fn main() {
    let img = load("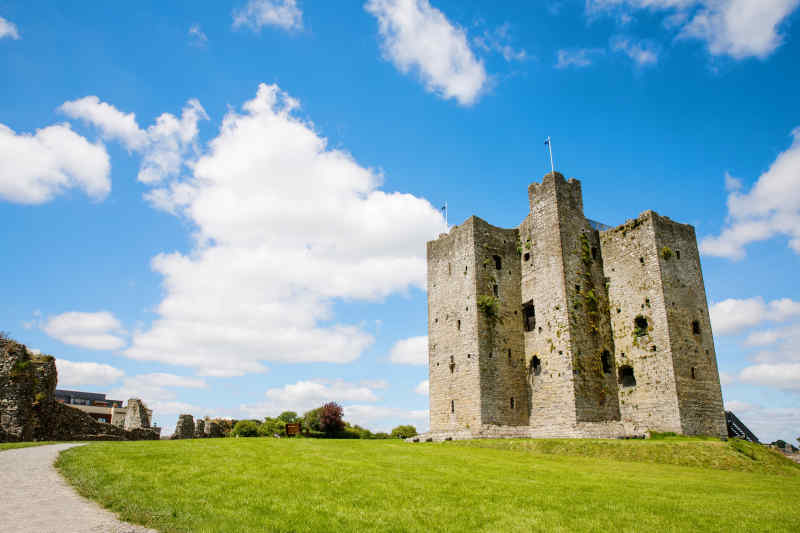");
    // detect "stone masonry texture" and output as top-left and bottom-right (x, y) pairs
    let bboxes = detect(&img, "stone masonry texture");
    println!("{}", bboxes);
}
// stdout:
(172, 414), (195, 439)
(422, 172), (726, 441)
(0, 335), (160, 442)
